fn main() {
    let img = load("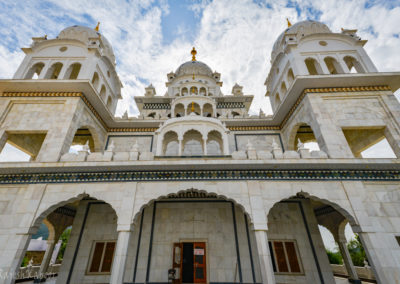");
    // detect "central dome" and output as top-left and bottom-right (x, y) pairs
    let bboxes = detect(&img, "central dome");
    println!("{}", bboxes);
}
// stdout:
(175, 60), (213, 77)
